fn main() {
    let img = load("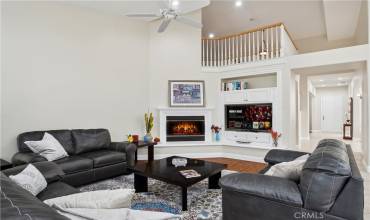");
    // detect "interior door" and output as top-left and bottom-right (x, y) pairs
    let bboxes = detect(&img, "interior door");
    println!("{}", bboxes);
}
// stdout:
(320, 95), (344, 132)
